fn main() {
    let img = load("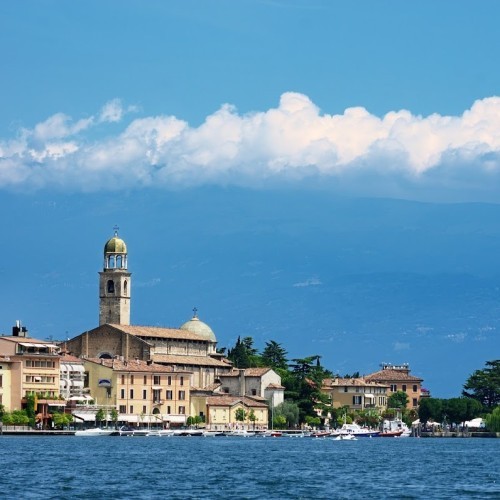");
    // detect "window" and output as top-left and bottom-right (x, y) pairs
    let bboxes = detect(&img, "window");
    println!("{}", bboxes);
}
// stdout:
(144, 375), (147, 385)
(143, 406), (147, 414)
(390, 384), (397, 392)
(120, 389), (125, 398)
(167, 406), (171, 414)
(179, 390), (185, 400)
(130, 375), (134, 384)
(143, 389), (147, 400)
(180, 376), (184, 386)
(119, 405), (126, 413)
(124, 280), (128, 294)
(166, 390), (173, 400)
(167, 376), (172, 385)
(121, 375), (125, 385)
(0, 375), (2, 387)
(129, 405), (133, 414)
(402, 384), (407, 392)
(412, 398), (418, 407)
(179, 406), (185, 415)
(344, 387), (348, 393)
(130, 389), (134, 399)
(251, 389), (257, 396)
(352, 395), (362, 405)
(413, 385), (418, 392)
(153, 375), (160, 385)
(107, 280), (115, 294)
